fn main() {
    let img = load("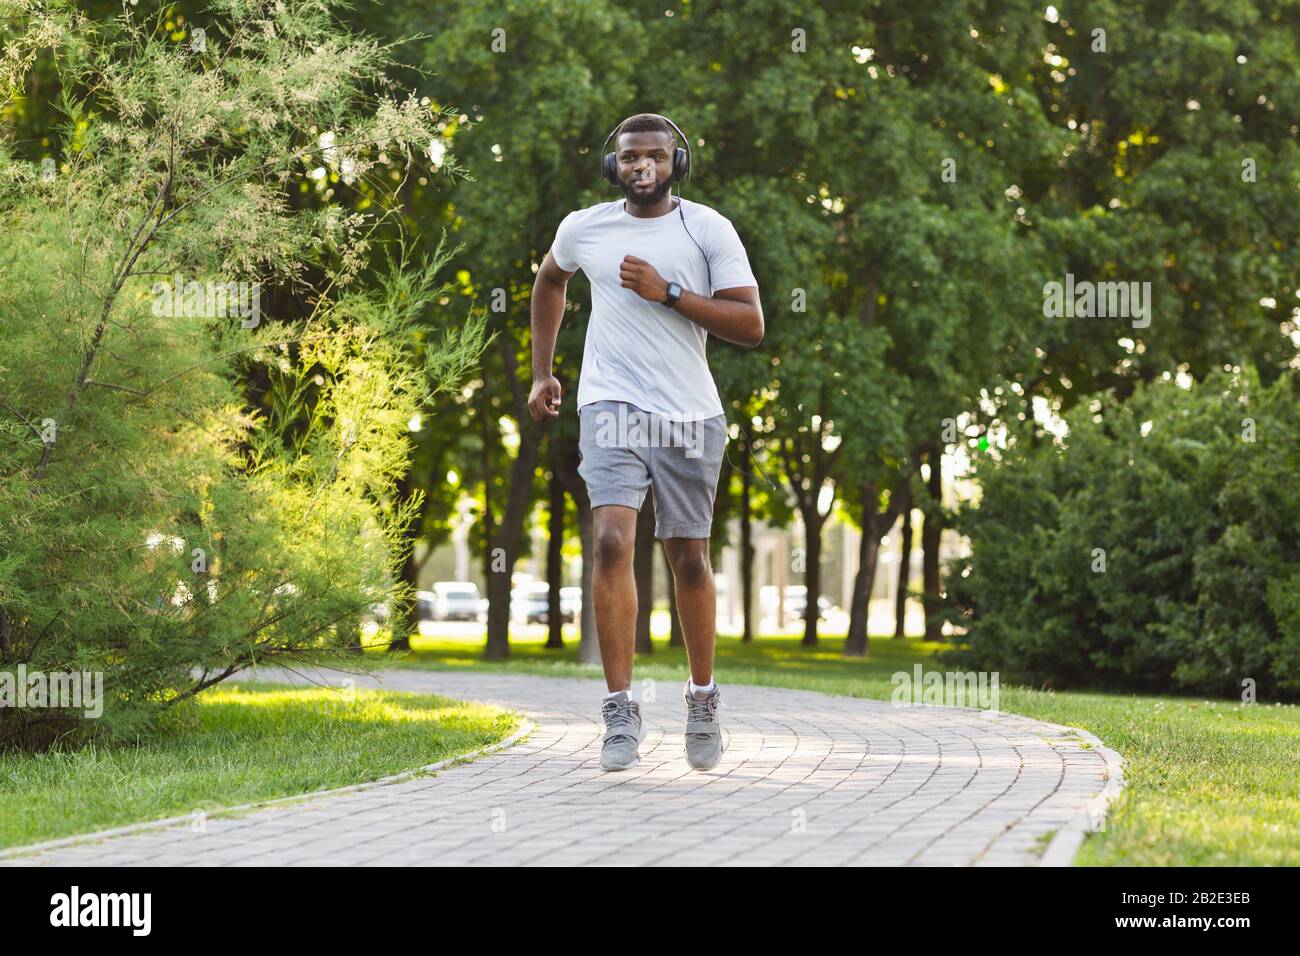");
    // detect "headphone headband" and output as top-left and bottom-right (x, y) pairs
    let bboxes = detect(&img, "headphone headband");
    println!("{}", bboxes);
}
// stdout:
(601, 113), (692, 186)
